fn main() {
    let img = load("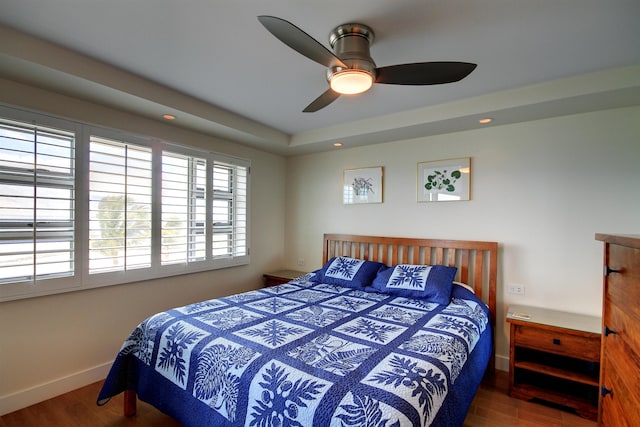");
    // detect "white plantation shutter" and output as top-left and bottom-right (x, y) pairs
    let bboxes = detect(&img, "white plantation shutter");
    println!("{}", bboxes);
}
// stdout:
(0, 117), (75, 285)
(212, 157), (248, 259)
(161, 151), (207, 265)
(88, 136), (152, 273)
(0, 105), (250, 301)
